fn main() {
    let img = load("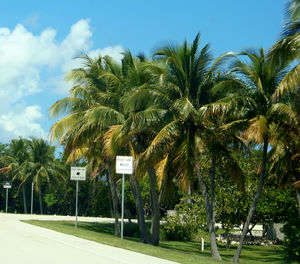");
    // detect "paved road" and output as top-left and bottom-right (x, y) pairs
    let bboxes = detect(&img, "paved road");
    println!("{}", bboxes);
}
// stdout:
(0, 213), (178, 264)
